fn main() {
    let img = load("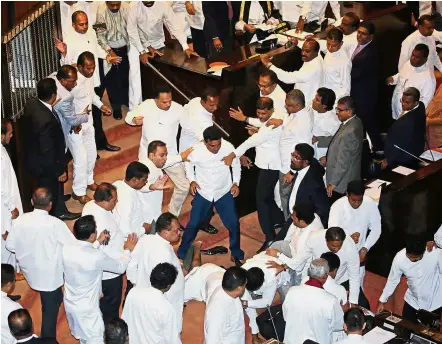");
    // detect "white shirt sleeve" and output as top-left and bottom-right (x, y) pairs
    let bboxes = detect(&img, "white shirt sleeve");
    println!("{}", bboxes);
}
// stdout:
(363, 202), (382, 251)
(97, 250), (131, 275)
(270, 64), (312, 84)
(242, 291), (259, 334)
(204, 303), (227, 344)
(338, 59), (352, 99)
(284, 224), (296, 242)
(127, 3), (145, 53)
(116, 196), (136, 238)
(346, 241), (361, 305)
(398, 39), (412, 72)
(234, 127), (273, 157)
(125, 239), (143, 284)
(163, 5), (189, 50)
(420, 75), (437, 108)
(329, 2), (341, 21)
(331, 298), (345, 331)
(56, 222), (77, 245)
(279, 234), (314, 273)
(125, 101), (148, 126)
(379, 254), (403, 303)
(231, 153), (242, 186)
(390, 72), (399, 85)
(184, 158), (196, 183)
